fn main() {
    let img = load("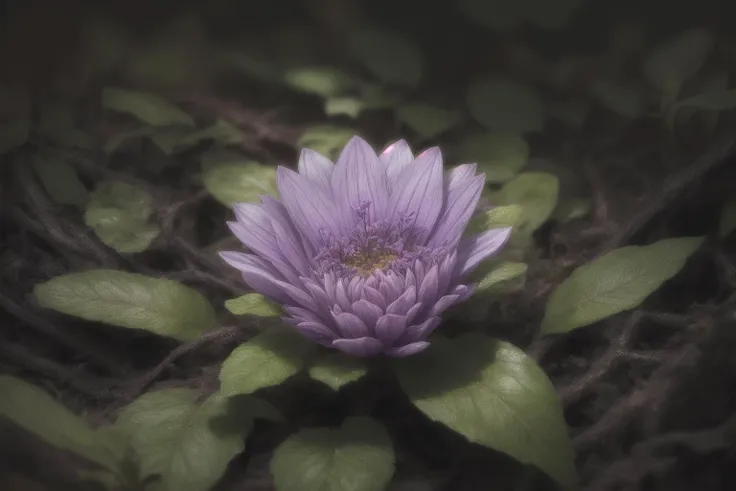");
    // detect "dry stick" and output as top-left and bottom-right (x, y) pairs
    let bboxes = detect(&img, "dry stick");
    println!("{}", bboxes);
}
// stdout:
(0, 342), (111, 399)
(574, 342), (701, 449)
(603, 134), (736, 252)
(560, 311), (642, 406)
(116, 325), (242, 408)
